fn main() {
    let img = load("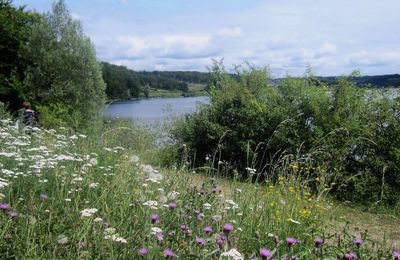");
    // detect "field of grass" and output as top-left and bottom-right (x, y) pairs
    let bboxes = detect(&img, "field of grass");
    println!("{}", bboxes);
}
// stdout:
(0, 118), (399, 259)
(141, 84), (207, 99)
